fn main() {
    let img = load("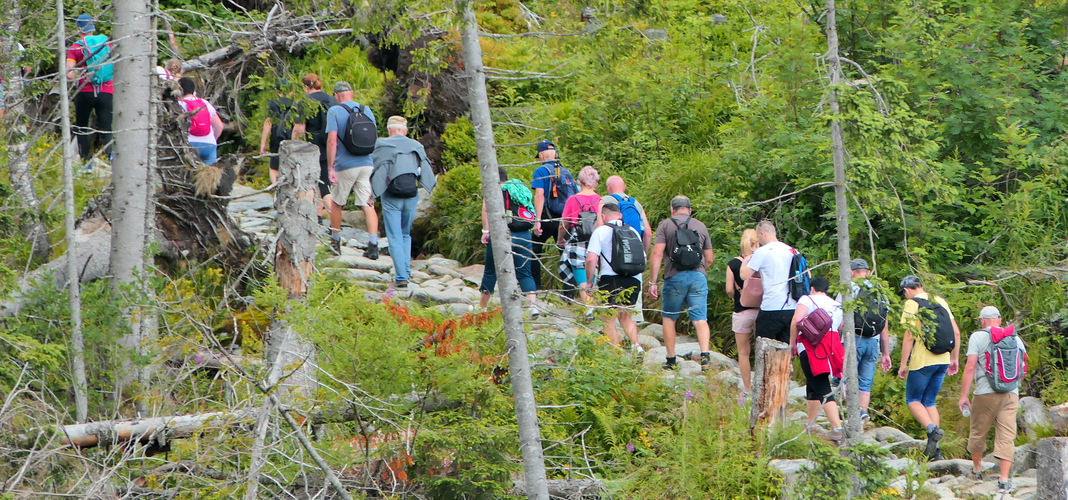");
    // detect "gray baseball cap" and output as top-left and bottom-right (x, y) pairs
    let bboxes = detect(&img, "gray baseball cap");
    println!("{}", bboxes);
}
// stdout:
(850, 258), (869, 271)
(333, 81), (352, 93)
